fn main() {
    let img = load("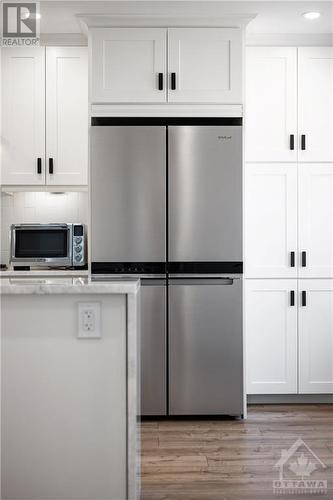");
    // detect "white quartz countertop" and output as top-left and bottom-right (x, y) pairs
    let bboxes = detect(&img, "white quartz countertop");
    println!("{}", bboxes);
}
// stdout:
(0, 277), (140, 295)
